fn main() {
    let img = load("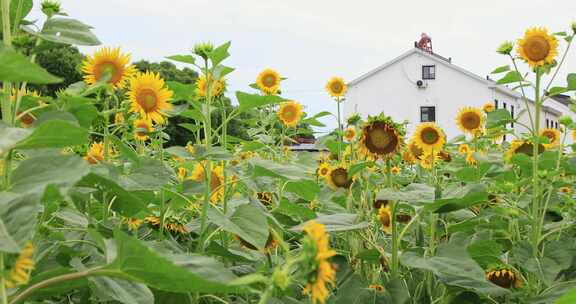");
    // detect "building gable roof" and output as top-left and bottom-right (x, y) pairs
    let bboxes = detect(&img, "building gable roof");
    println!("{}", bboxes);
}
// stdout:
(349, 48), (521, 99)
